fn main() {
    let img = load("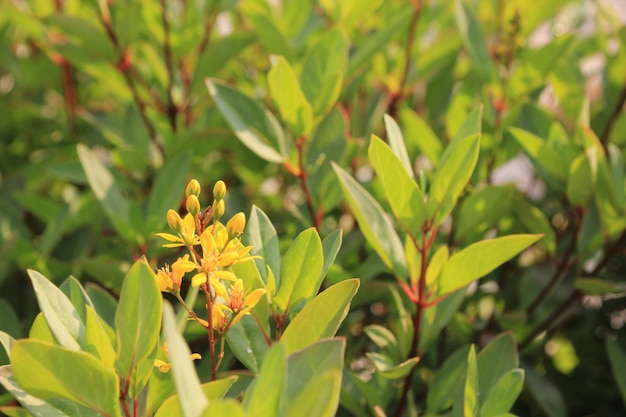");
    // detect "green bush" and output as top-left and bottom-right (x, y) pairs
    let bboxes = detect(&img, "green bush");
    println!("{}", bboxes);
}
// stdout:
(1, 0), (626, 416)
